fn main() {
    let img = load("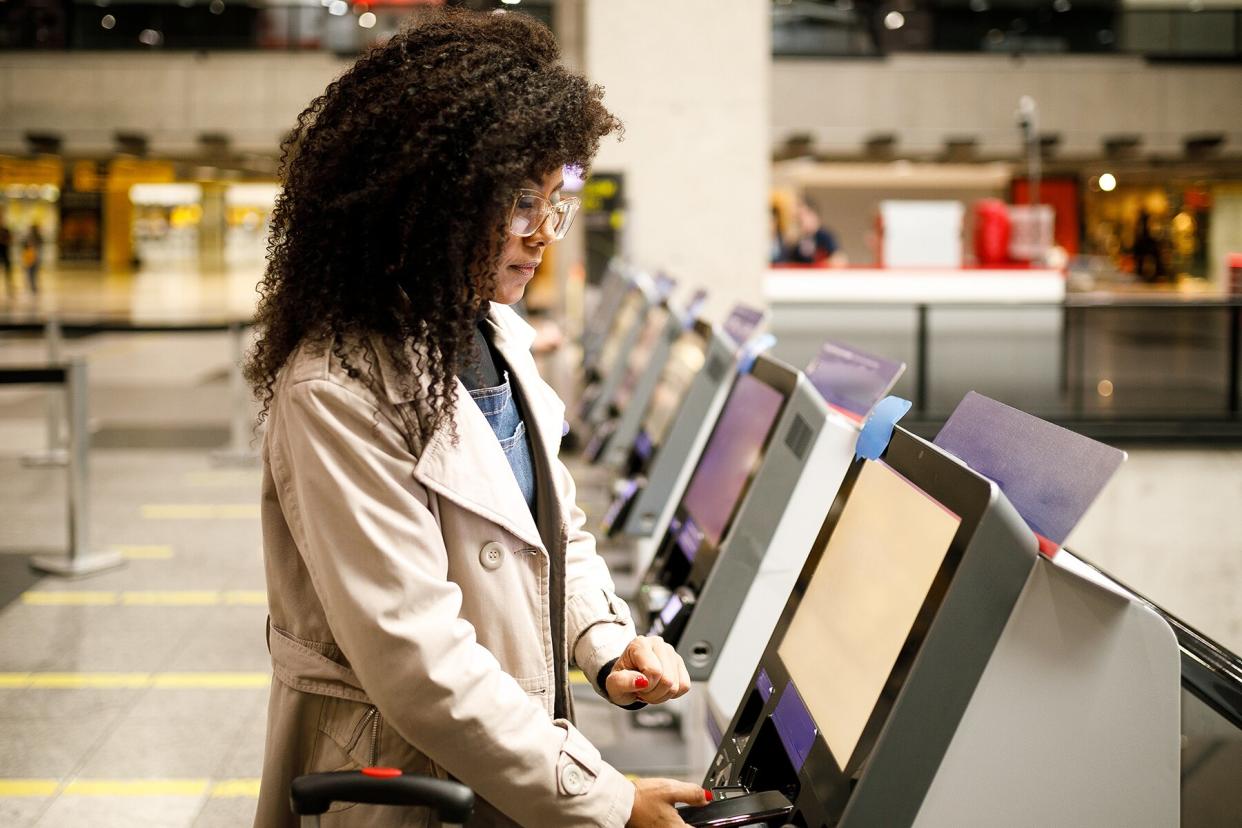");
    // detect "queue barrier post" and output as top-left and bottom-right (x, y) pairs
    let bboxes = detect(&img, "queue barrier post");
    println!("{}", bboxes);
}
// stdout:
(27, 358), (125, 578)
(21, 316), (69, 468)
(210, 321), (259, 466)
